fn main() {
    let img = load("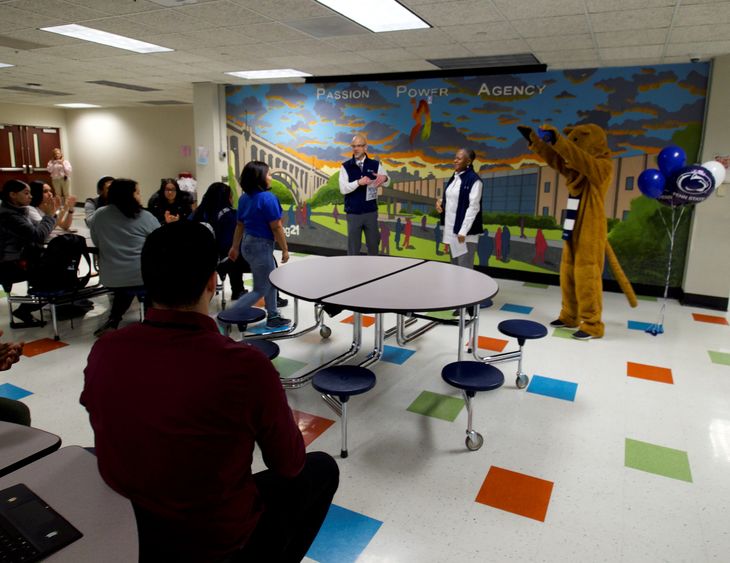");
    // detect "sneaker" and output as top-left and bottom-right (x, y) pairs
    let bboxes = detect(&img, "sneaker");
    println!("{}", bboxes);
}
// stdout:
(277, 296), (289, 308)
(550, 319), (577, 328)
(571, 330), (596, 340)
(94, 318), (119, 338)
(265, 314), (291, 329)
